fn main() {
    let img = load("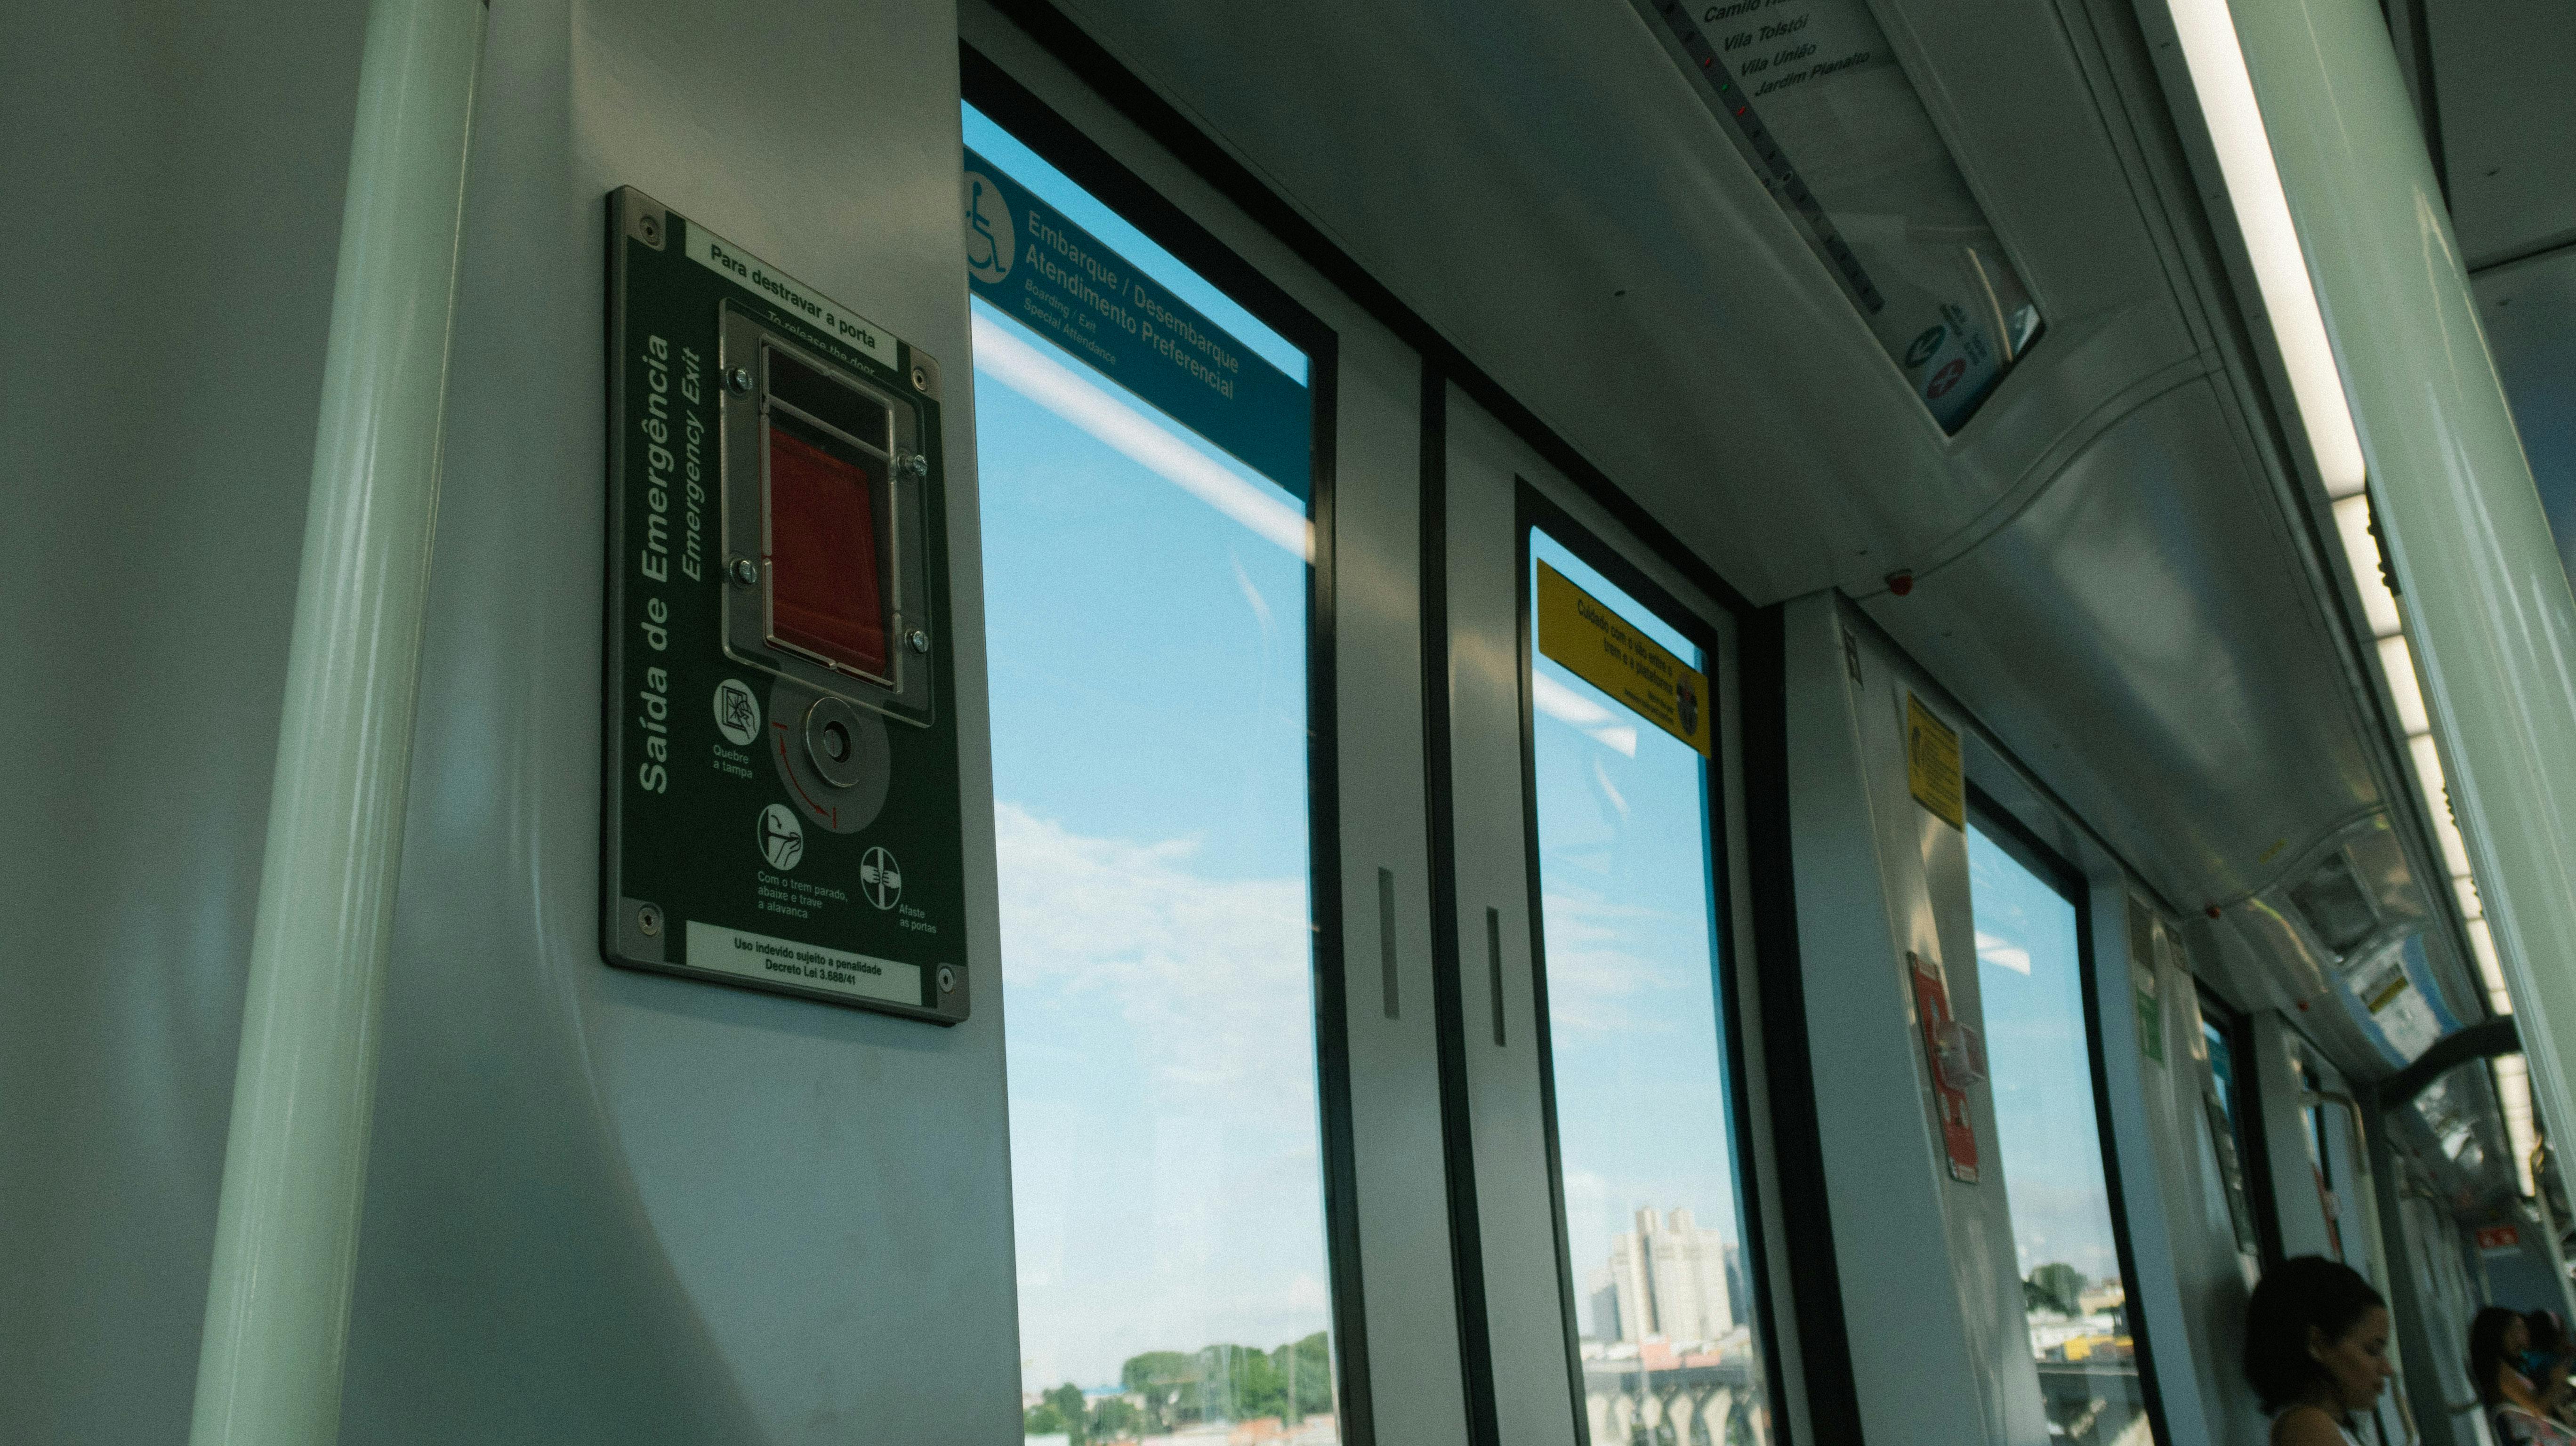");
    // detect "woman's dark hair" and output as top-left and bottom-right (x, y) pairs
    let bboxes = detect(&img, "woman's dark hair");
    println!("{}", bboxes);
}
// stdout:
(2472, 1305), (2525, 1406)
(2243, 1256), (2387, 1412)
(2527, 1309), (2570, 1358)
